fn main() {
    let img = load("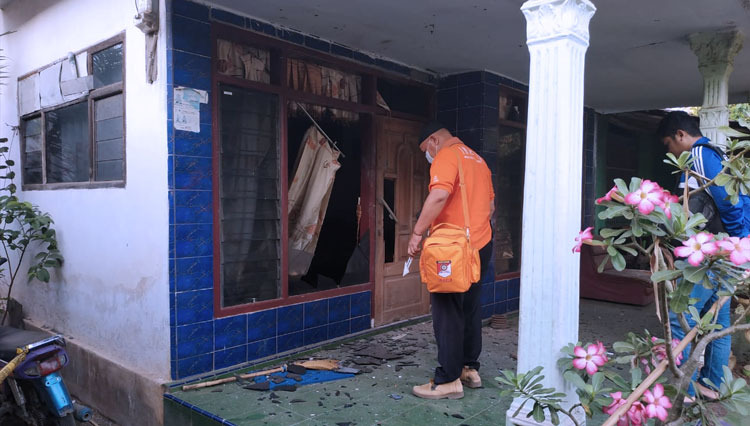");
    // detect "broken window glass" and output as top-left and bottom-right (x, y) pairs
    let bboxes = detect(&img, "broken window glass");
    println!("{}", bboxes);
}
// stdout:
(93, 43), (123, 88)
(45, 102), (90, 183)
(94, 94), (124, 181)
(216, 39), (271, 83)
(22, 117), (43, 184)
